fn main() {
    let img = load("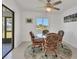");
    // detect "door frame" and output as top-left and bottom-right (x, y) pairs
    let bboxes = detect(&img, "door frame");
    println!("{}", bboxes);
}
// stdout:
(2, 4), (14, 59)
